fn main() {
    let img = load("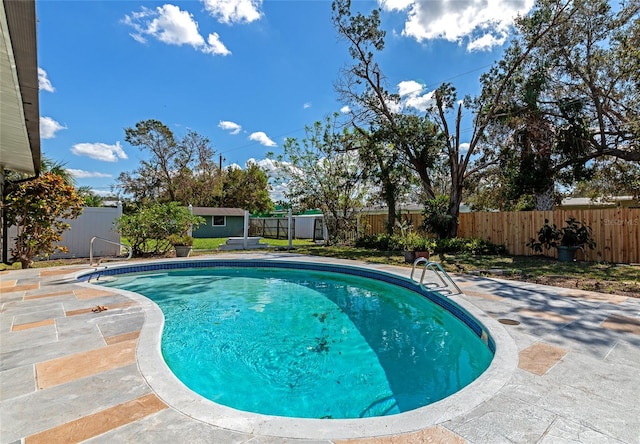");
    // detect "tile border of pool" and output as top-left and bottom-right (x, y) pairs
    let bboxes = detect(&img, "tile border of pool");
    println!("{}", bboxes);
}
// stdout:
(76, 254), (518, 440)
